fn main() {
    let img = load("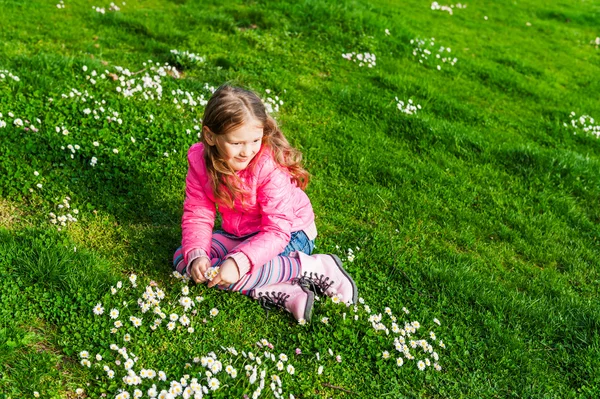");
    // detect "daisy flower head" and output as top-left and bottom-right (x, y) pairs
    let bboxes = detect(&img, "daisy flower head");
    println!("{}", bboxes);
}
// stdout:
(93, 303), (104, 315)
(279, 353), (288, 362)
(402, 307), (409, 314)
(208, 378), (220, 391)
(167, 322), (176, 331)
(210, 308), (219, 317)
(382, 351), (390, 359)
(170, 313), (178, 321)
(298, 318), (307, 325)
(433, 317), (441, 326)
(396, 357), (404, 367)
(210, 361), (222, 373)
(276, 361), (284, 371)
(110, 308), (120, 319)
(181, 286), (189, 295)
(124, 334), (131, 342)
(118, 347), (128, 358)
(81, 359), (91, 367)
(286, 364), (295, 375)
(430, 331), (437, 340)
(179, 296), (193, 310)
(331, 294), (342, 304)
(321, 317), (329, 324)
(434, 363), (442, 371)
(172, 270), (183, 279)
(417, 360), (426, 371)
(115, 320), (123, 328)
(130, 316), (142, 327)
(204, 267), (220, 281)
